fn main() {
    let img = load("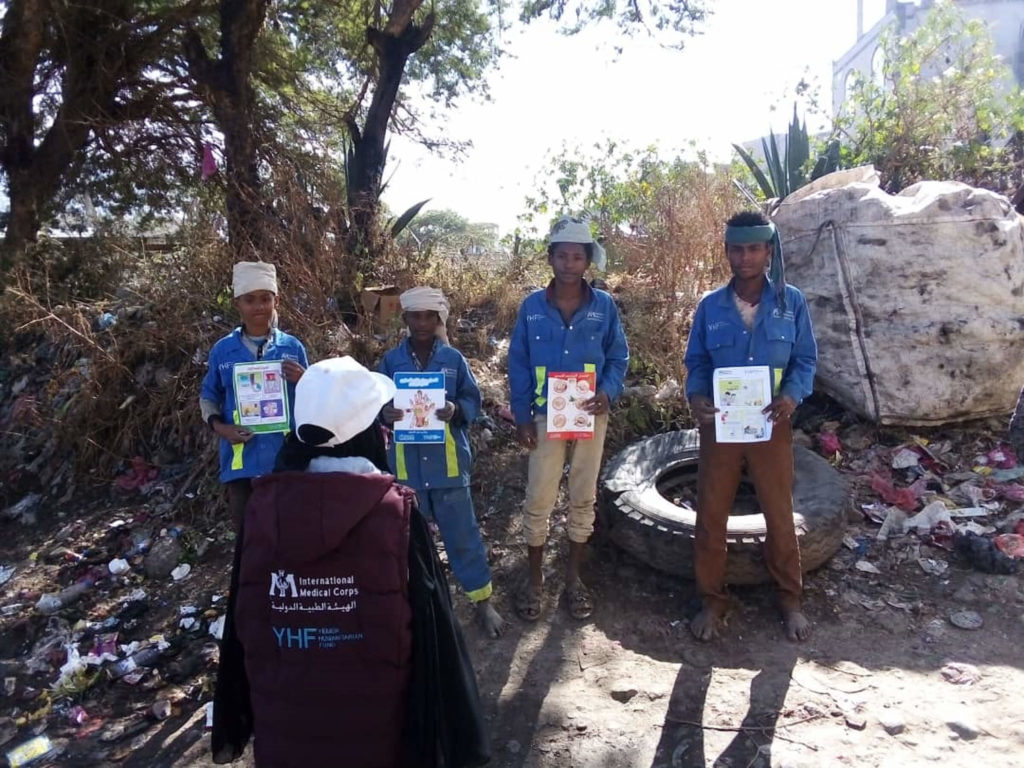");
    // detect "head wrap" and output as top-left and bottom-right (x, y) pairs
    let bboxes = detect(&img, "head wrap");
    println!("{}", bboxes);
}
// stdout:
(294, 356), (396, 447)
(400, 286), (450, 343)
(232, 261), (278, 298)
(548, 216), (607, 272)
(724, 221), (786, 311)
